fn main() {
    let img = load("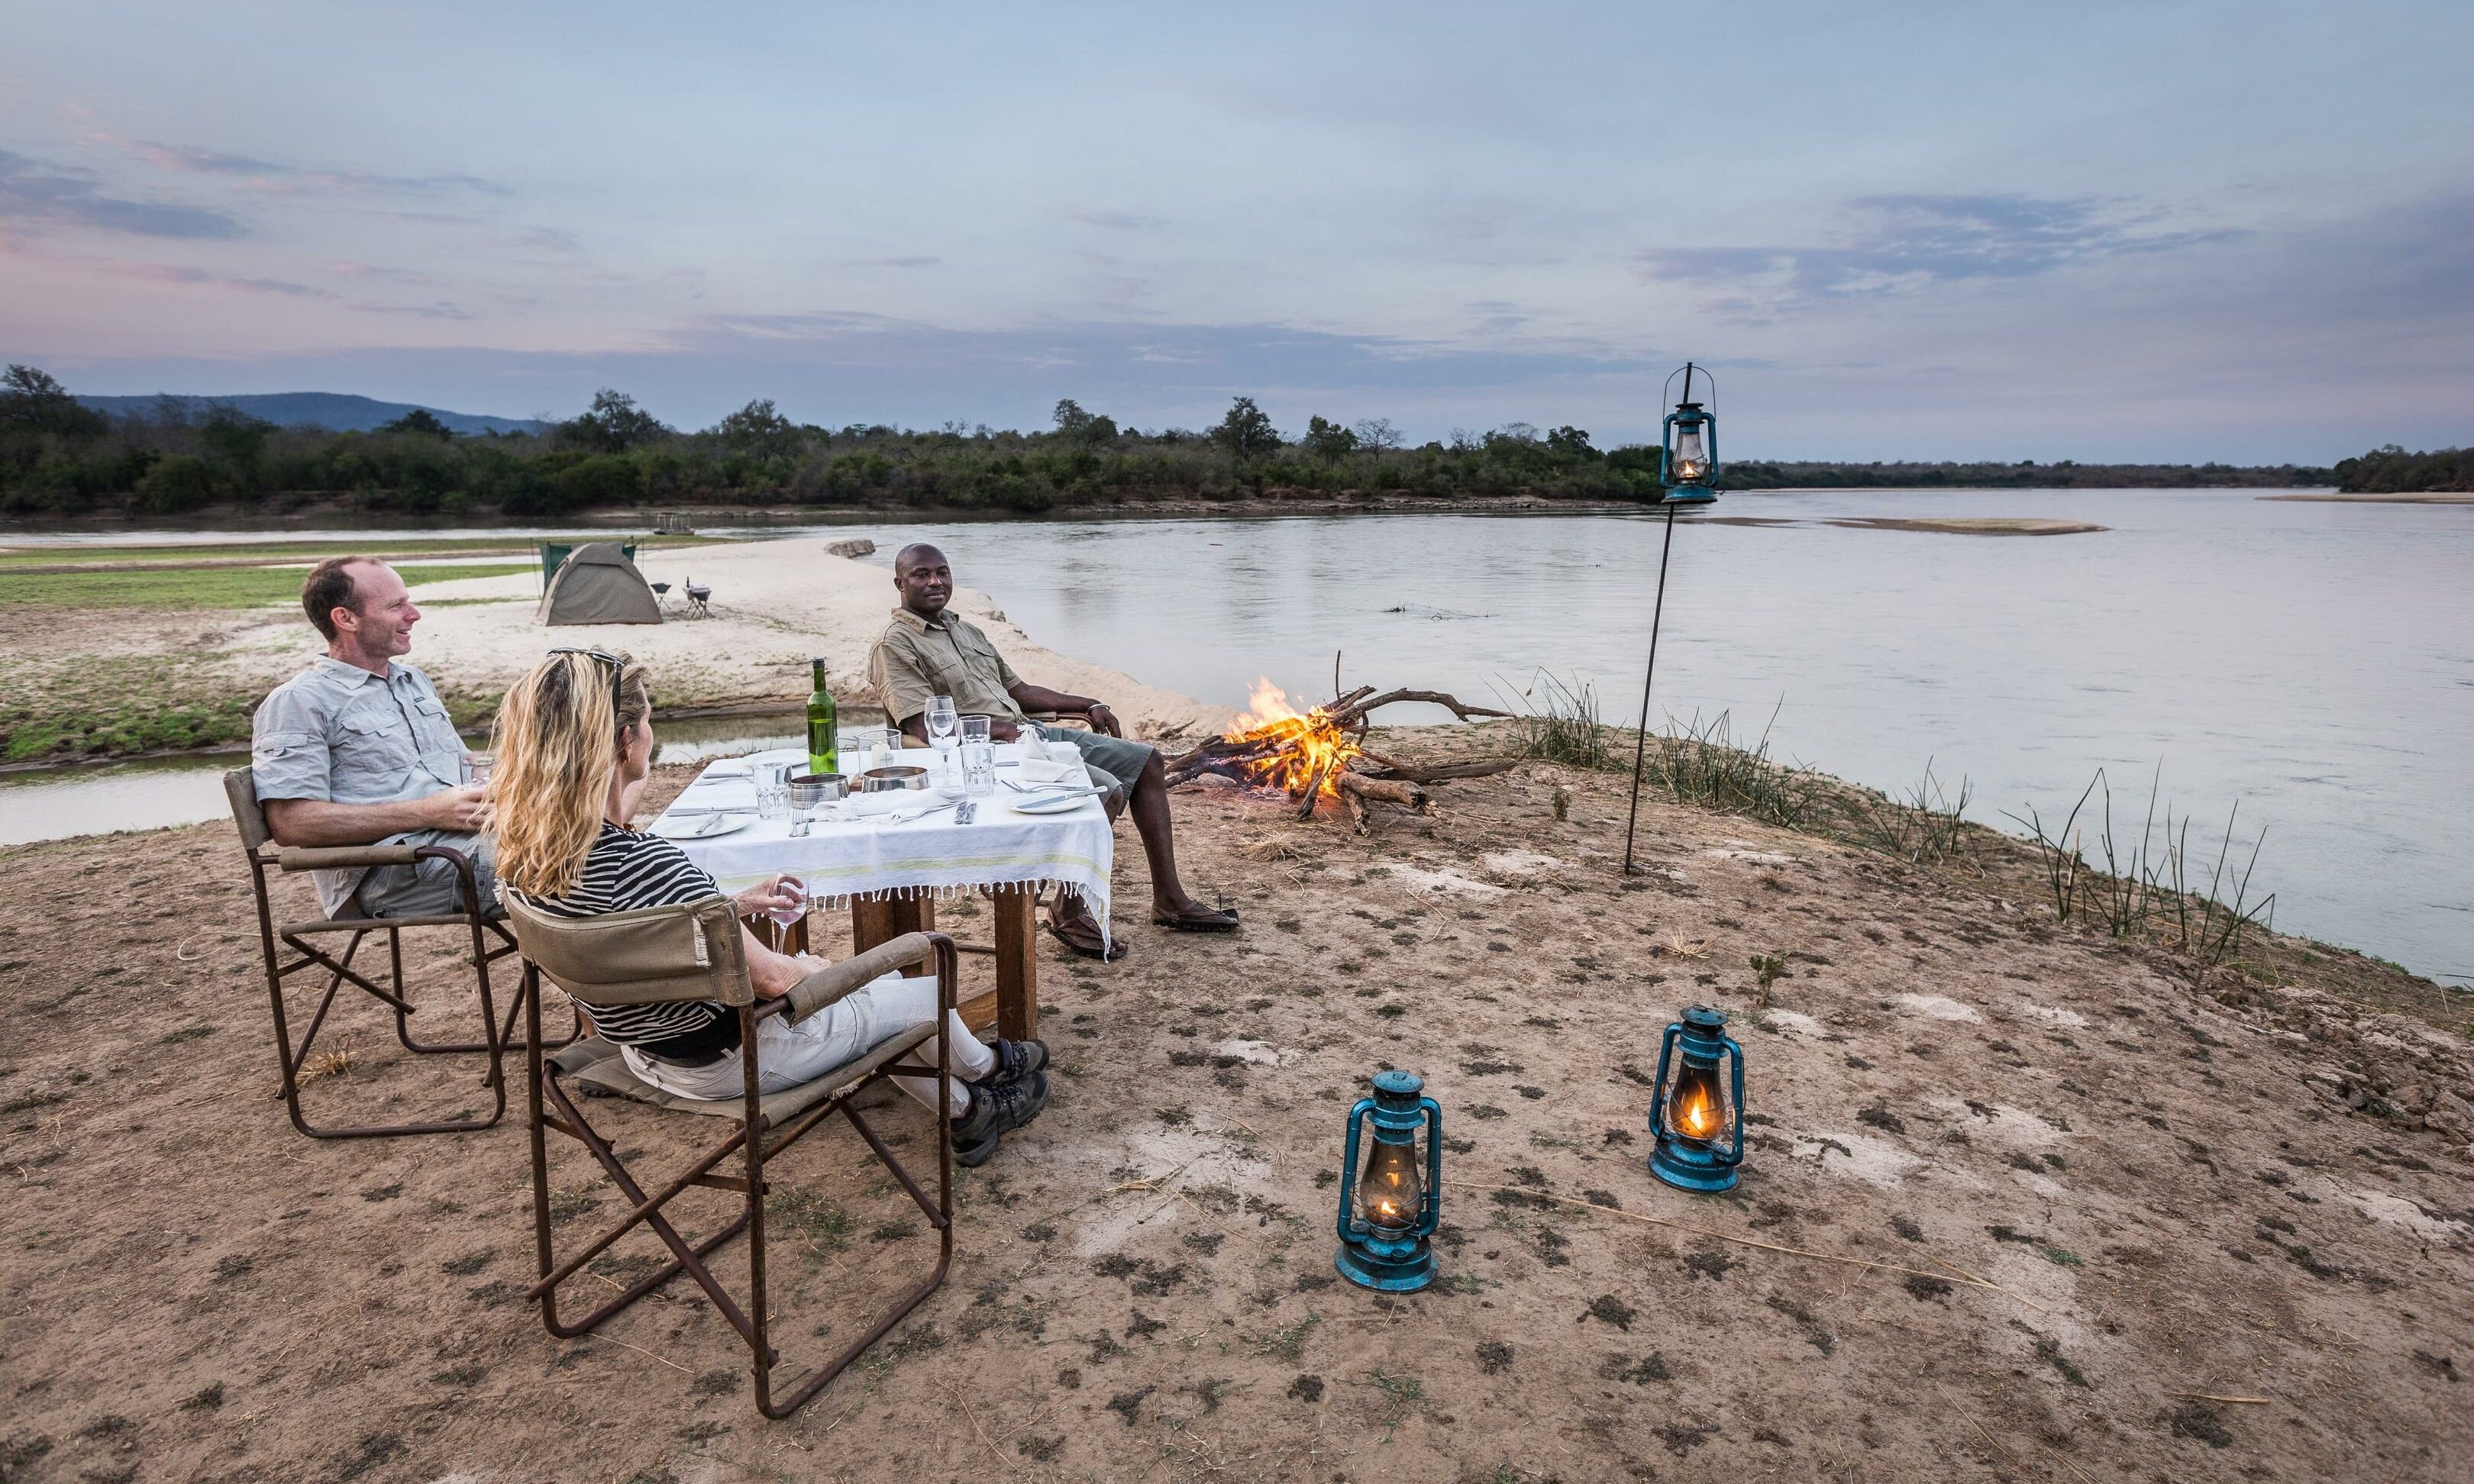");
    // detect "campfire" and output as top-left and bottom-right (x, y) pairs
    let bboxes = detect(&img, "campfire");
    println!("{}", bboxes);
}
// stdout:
(1166, 679), (1517, 831)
